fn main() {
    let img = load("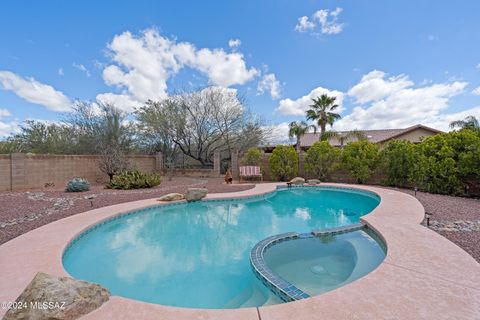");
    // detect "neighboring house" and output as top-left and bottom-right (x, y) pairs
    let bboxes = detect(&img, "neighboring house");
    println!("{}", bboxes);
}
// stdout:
(298, 124), (442, 150)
